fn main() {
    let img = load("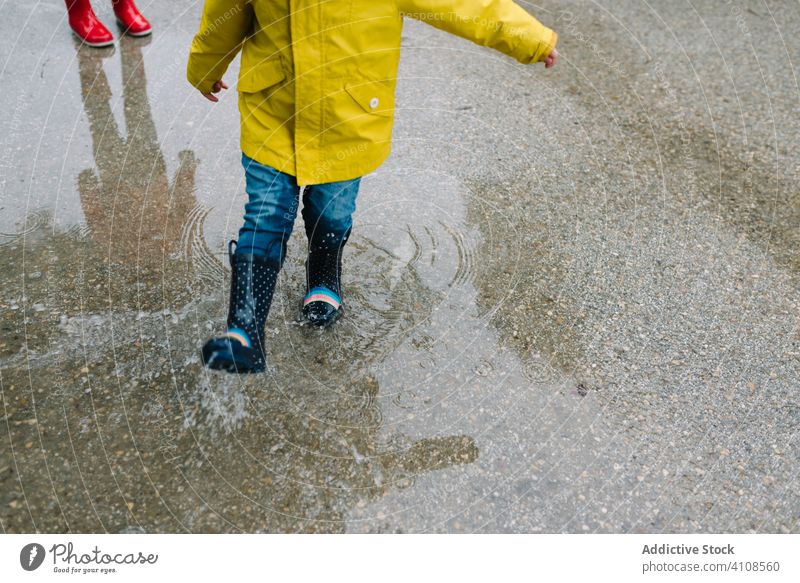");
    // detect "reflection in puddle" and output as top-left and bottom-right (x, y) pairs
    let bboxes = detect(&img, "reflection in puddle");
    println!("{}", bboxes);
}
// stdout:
(74, 36), (211, 311)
